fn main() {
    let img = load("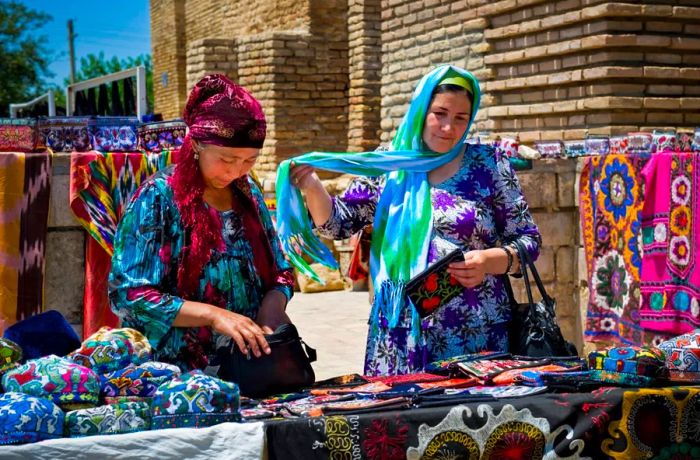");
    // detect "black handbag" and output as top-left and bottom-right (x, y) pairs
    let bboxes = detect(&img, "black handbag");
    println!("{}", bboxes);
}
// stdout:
(217, 323), (317, 398)
(505, 242), (578, 358)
